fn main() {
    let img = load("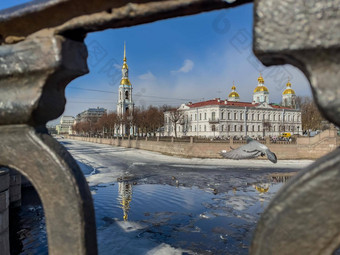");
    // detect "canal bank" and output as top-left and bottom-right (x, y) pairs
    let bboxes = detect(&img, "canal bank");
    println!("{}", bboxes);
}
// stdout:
(66, 128), (339, 160)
